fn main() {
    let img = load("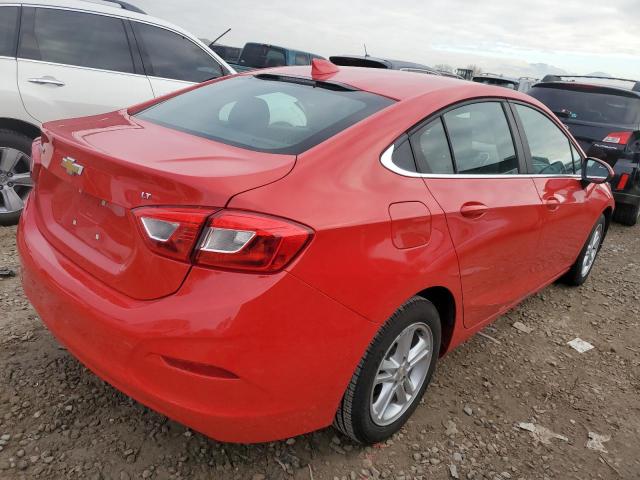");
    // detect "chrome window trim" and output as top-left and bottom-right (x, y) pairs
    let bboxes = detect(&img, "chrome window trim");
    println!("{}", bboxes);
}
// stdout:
(0, 55), (18, 60)
(16, 57), (149, 78)
(380, 144), (582, 180)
